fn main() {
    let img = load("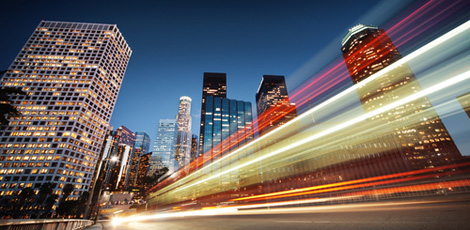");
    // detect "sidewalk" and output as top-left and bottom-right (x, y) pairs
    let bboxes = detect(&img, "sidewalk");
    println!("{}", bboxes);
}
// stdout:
(84, 222), (102, 230)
